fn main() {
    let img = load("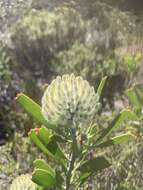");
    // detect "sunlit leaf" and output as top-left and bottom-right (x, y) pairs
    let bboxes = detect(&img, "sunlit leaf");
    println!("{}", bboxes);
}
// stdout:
(96, 133), (136, 148)
(95, 109), (138, 144)
(97, 76), (107, 98)
(37, 127), (51, 146)
(47, 139), (67, 160)
(32, 169), (56, 188)
(29, 129), (67, 165)
(16, 93), (56, 129)
(126, 88), (141, 112)
(34, 160), (64, 188)
(29, 129), (55, 159)
(77, 156), (110, 187)
(34, 159), (55, 177)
